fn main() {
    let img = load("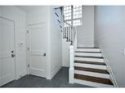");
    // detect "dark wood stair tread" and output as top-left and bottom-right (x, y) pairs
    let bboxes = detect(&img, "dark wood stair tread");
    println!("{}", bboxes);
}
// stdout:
(75, 61), (106, 65)
(74, 74), (113, 85)
(74, 67), (109, 74)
